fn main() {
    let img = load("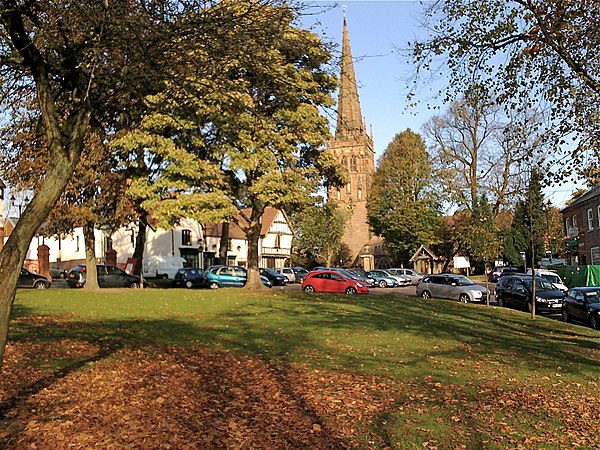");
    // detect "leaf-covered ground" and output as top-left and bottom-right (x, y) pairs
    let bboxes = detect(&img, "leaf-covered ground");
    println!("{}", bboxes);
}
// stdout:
(0, 308), (598, 449)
